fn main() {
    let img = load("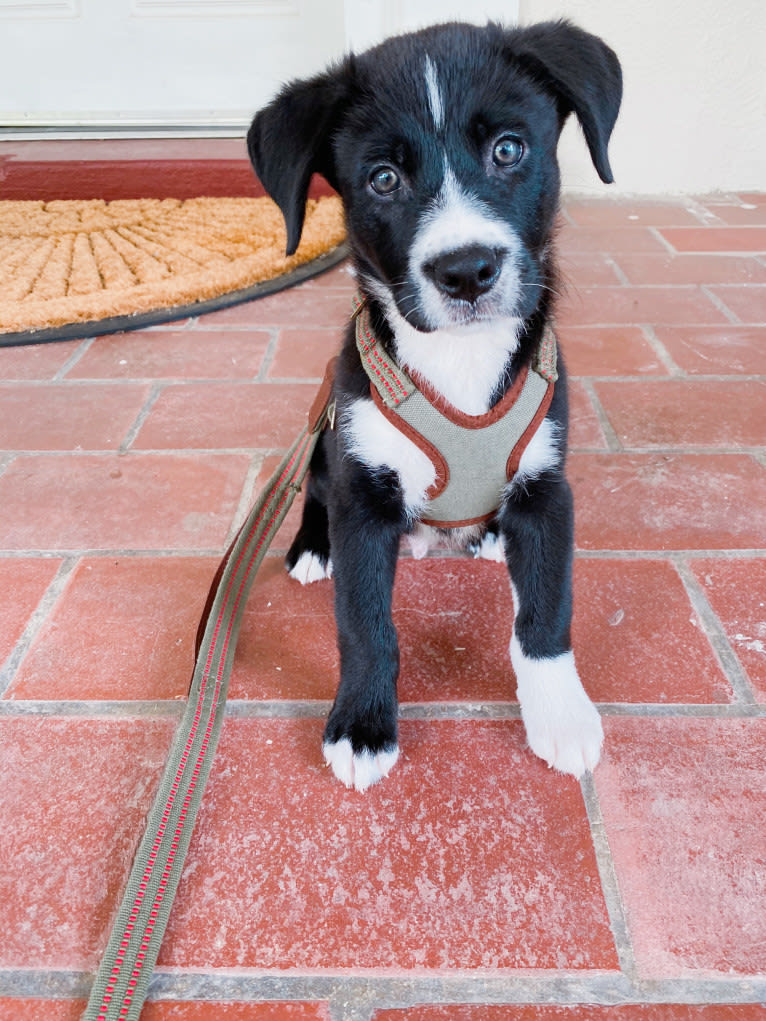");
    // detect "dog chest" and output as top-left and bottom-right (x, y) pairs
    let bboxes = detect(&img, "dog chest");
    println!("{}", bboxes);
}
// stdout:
(341, 304), (558, 526)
